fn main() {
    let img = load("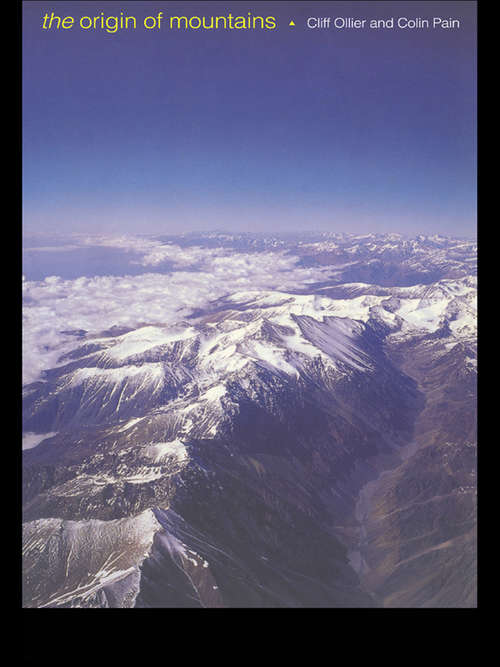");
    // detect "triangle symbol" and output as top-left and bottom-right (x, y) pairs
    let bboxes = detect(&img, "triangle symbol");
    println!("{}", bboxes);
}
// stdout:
(289, 20), (295, 26)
